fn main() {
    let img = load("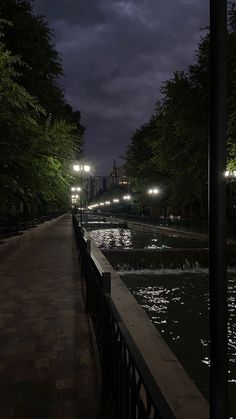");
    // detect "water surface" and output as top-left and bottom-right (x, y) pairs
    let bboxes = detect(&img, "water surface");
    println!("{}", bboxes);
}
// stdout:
(89, 227), (207, 250)
(89, 226), (235, 416)
(121, 270), (236, 417)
